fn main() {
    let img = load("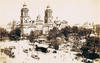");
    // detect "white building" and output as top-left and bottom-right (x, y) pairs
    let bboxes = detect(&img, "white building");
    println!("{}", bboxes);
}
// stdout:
(15, 4), (68, 35)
